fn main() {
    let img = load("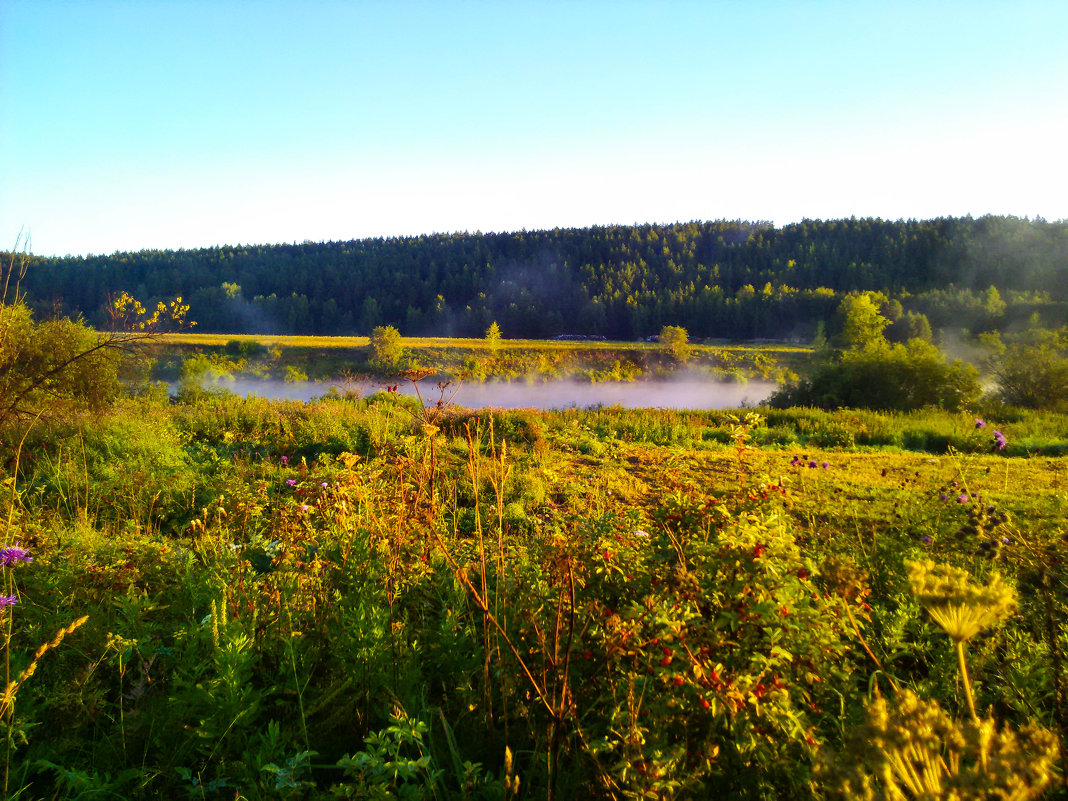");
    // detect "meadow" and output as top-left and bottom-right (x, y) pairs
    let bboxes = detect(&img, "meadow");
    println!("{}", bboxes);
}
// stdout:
(2, 382), (1066, 799)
